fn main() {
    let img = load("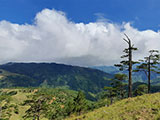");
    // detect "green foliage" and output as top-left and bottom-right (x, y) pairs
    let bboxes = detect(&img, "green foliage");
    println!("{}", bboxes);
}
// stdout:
(134, 50), (160, 76)
(104, 74), (127, 104)
(14, 105), (19, 114)
(104, 86), (117, 105)
(23, 96), (48, 120)
(22, 88), (76, 120)
(113, 74), (127, 98)
(133, 84), (148, 96)
(0, 98), (13, 120)
(134, 50), (160, 93)
(17, 88), (95, 120)
(6, 91), (17, 96)
(72, 91), (87, 115)
(0, 88), (80, 120)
